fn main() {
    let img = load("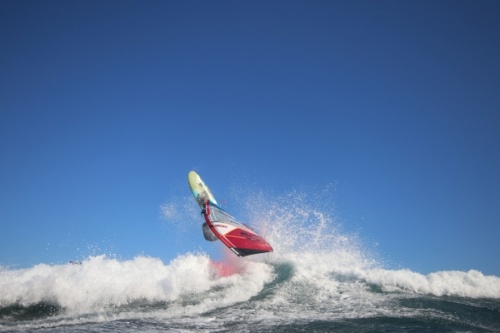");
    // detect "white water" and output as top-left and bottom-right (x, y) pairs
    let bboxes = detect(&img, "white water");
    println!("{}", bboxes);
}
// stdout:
(1, 189), (500, 329)
(1, 253), (499, 328)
